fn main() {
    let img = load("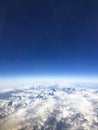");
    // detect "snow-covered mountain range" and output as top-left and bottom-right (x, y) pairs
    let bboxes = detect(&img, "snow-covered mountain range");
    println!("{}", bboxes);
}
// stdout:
(0, 83), (98, 130)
